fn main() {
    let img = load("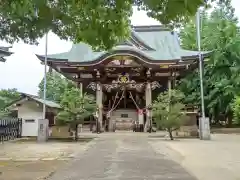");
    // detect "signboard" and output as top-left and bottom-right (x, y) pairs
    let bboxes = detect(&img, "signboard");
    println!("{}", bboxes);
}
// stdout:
(37, 119), (49, 142)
